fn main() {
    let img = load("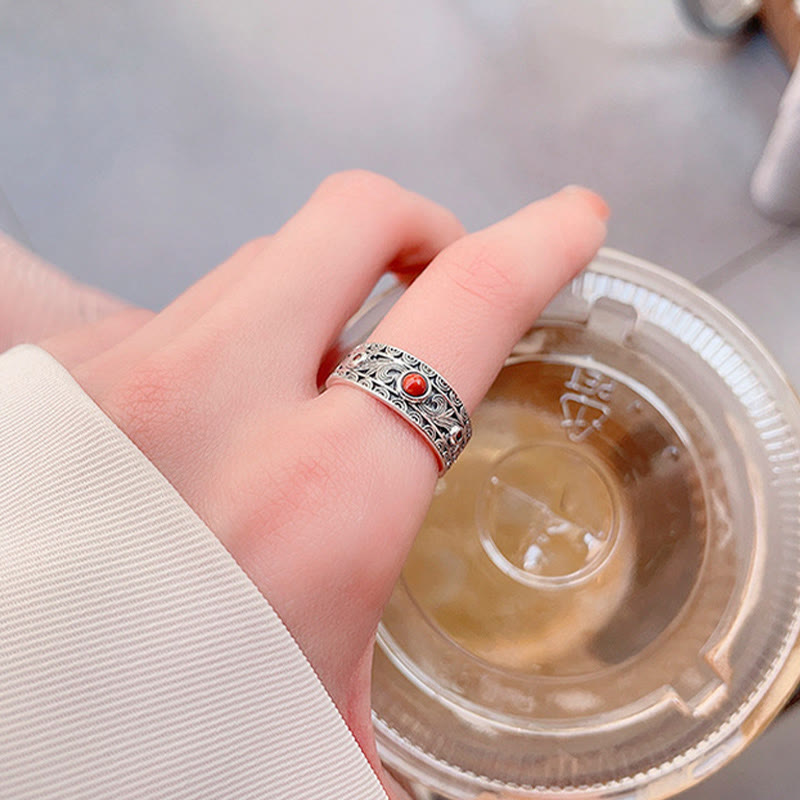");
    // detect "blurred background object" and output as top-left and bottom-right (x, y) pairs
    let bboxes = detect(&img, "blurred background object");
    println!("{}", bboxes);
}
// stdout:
(678, 0), (762, 37)
(678, 0), (800, 222)
(1, 3), (799, 796)
(750, 0), (800, 222)
(760, 0), (800, 65)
